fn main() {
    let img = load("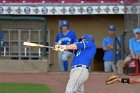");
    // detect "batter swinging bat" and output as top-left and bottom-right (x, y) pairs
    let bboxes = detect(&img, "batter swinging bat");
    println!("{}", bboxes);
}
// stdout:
(23, 42), (54, 49)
